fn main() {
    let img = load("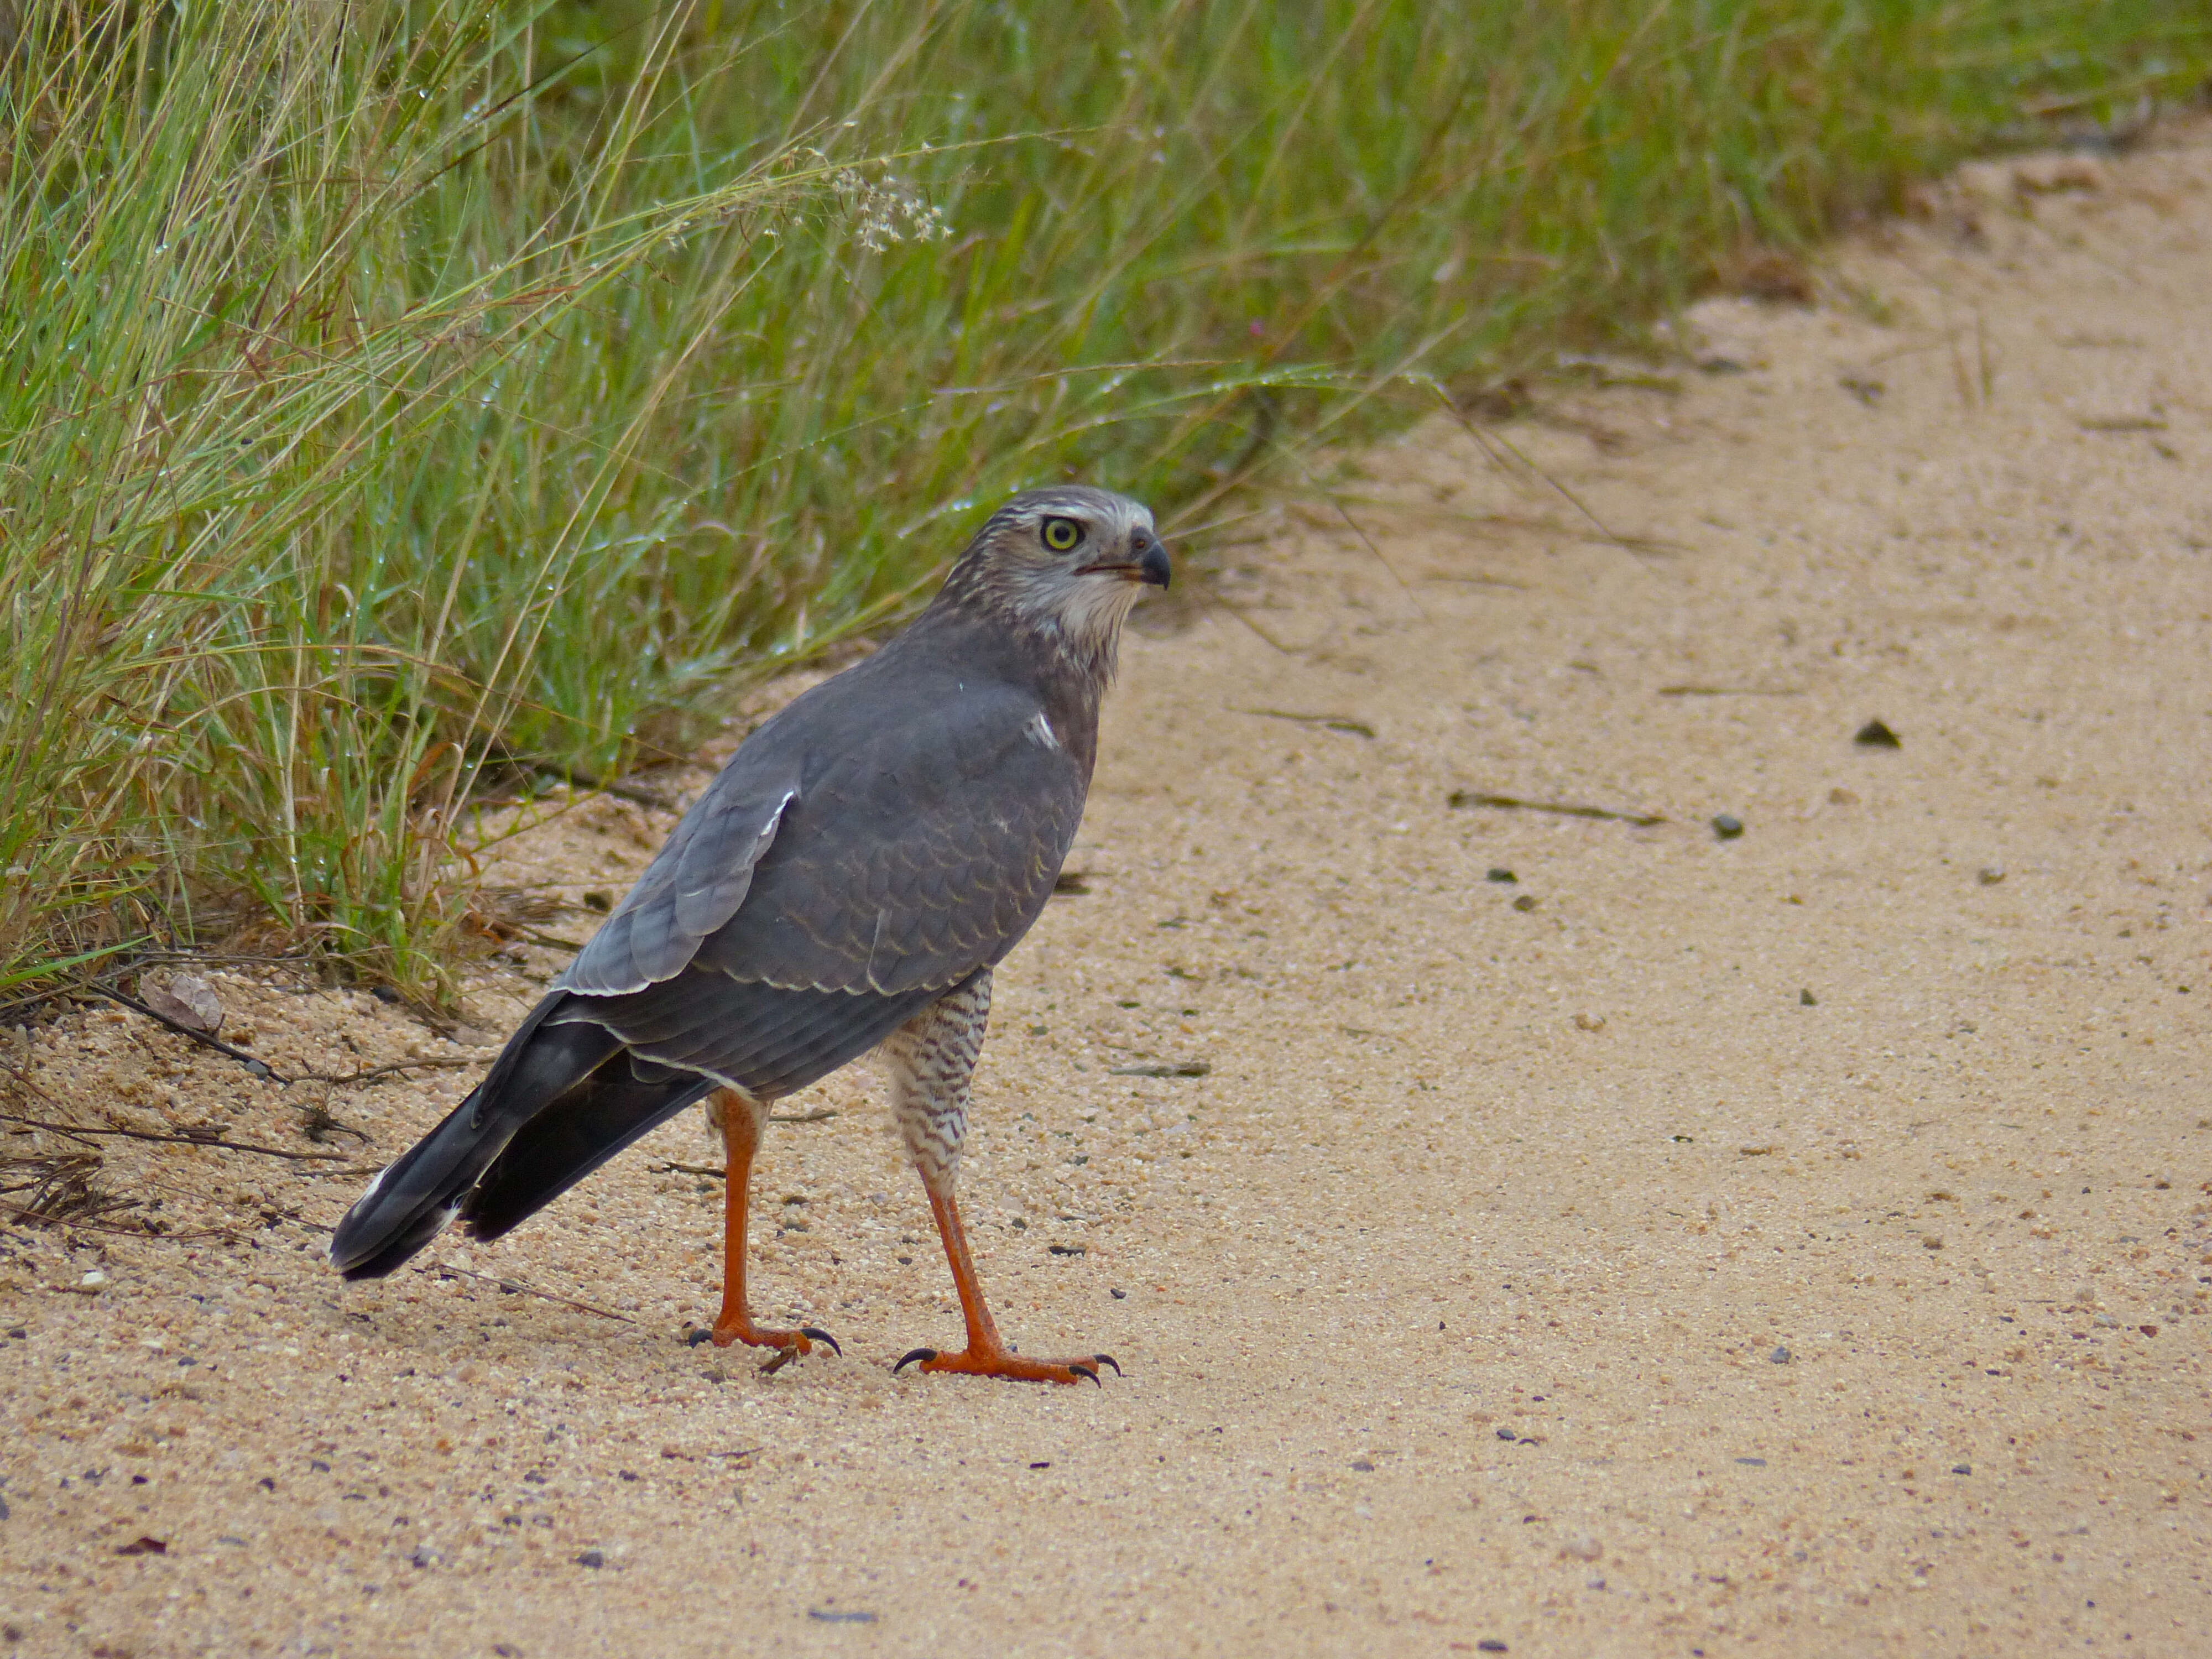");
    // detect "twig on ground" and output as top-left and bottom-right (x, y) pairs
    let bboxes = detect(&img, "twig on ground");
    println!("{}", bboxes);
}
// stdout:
(0, 1111), (349, 1161)
(5, 1208), (237, 1243)
(1447, 790), (1665, 827)
(88, 987), (279, 1078)
(430, 1263), (635, 1323)
(84, 988), (490, 1090)
(1230, 706), (1376, 738)
(295, 1057), (484, 1085)
(533, 763), (676, 811)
